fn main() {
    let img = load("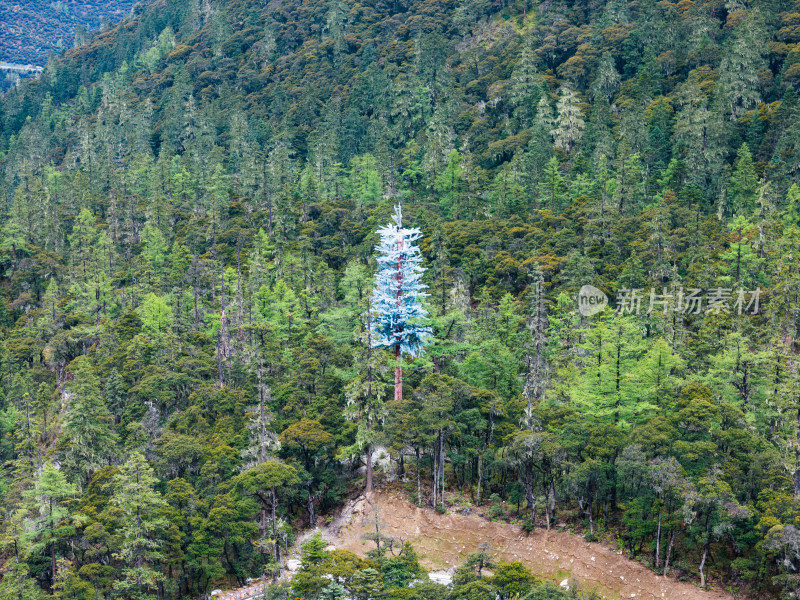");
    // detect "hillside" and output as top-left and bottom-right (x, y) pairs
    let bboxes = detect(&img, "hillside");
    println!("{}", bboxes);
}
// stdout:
(219, 487), (737, 600)
(325, 489), (733, 600)
(1, 0), (800, 599)
(0, 0), (138, 65)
